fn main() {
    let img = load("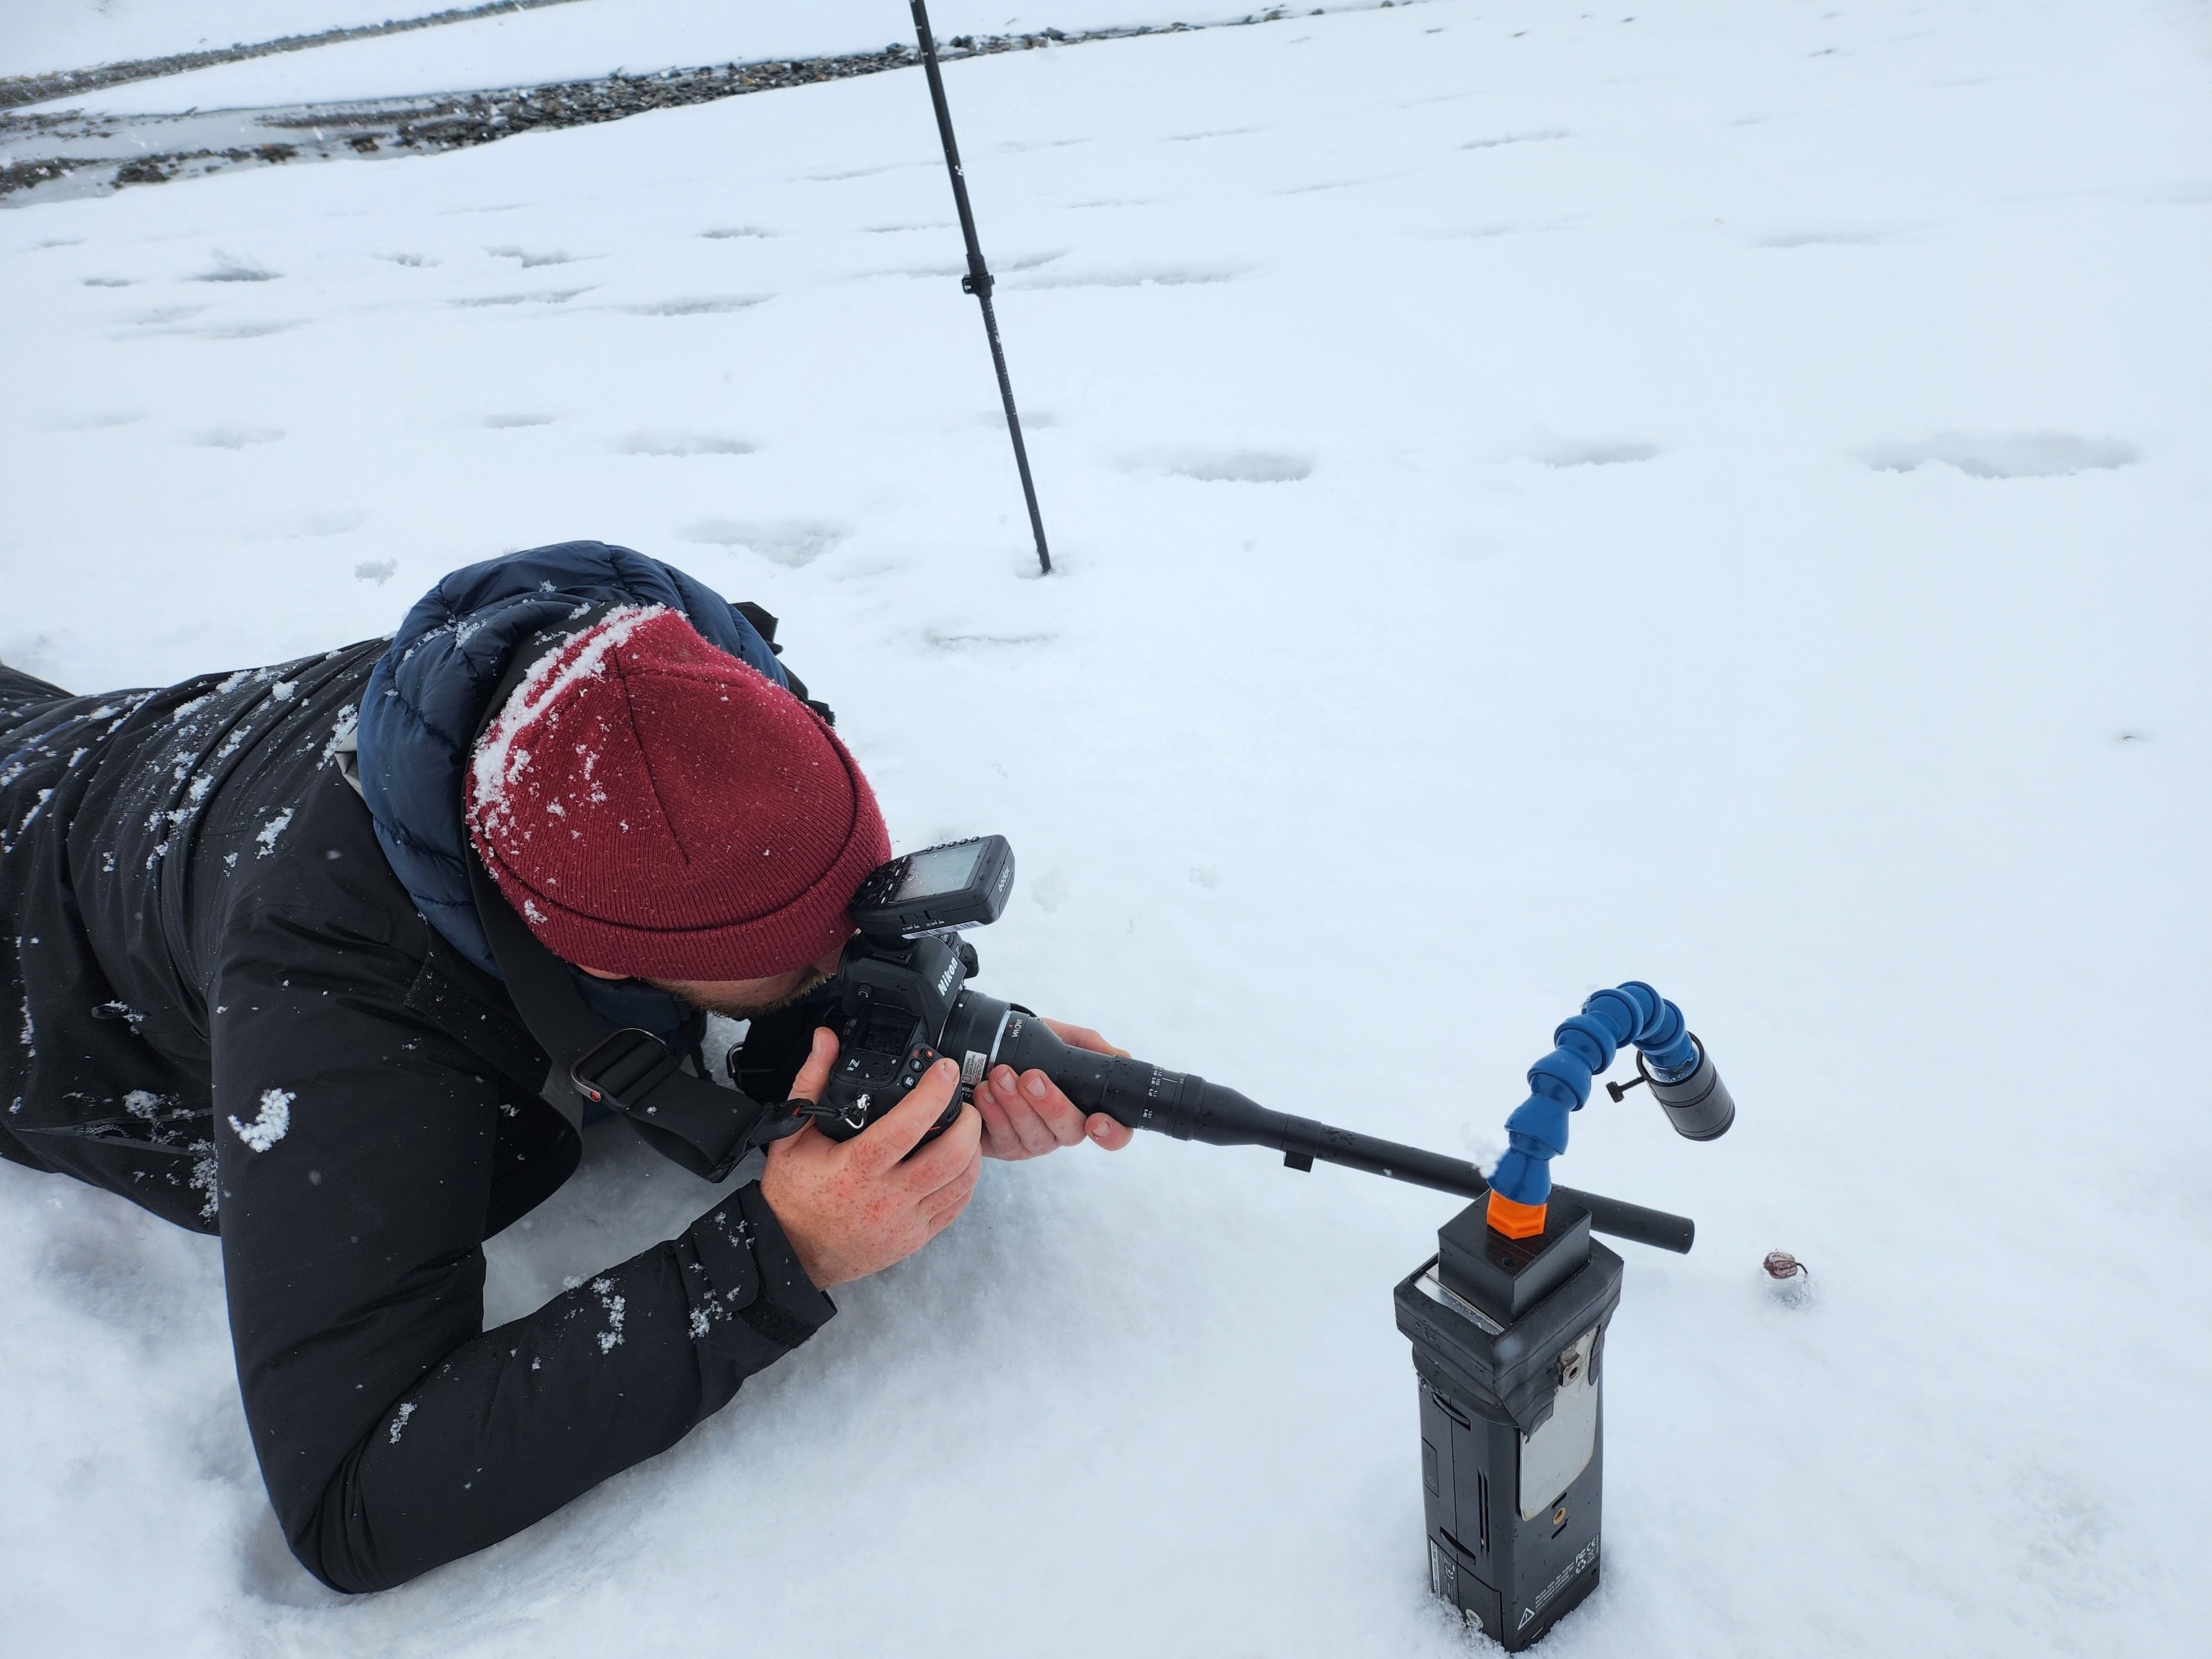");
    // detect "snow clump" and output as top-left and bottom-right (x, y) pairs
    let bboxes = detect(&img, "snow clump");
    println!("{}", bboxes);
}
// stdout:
(228, 1088), (292, 1153)
(253, 807), (294, 857)
(468, 603), (665, 846)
